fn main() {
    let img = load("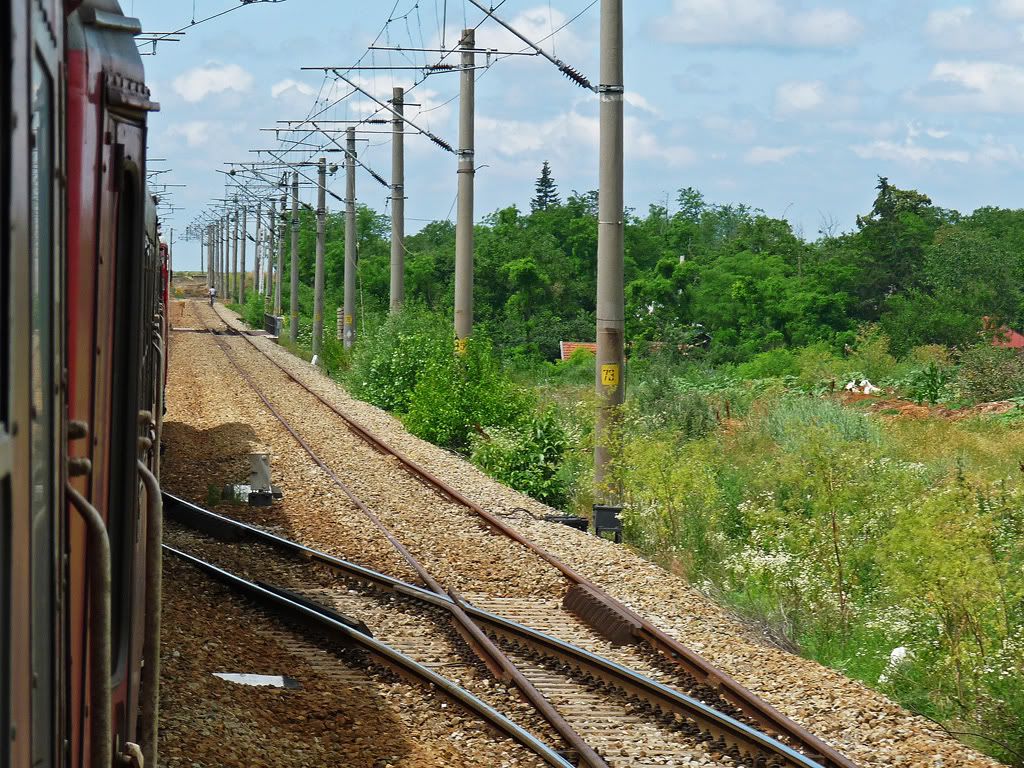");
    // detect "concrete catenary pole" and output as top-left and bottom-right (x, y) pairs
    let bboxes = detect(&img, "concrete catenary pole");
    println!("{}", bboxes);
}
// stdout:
(343, 130), (357, 348)
(275, 195), (285, 318)
(214, 220), (220, 295)
(231, 207), (239, 302)
(214, 220), (220, 294)
(390, 86), (405, 313)
(239, 206), (247, 305)
(312, 157), (327, 359)
(168, 227), (174, 286)
(267, 199), (276, 302)
(289, 171), (300, 346)
(594, 0), (625, 506)
(219, 215), (227, 298)
(222, 215), (228, 298)
(253, 201), (262, 298)
(454, 28), (475, 346)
